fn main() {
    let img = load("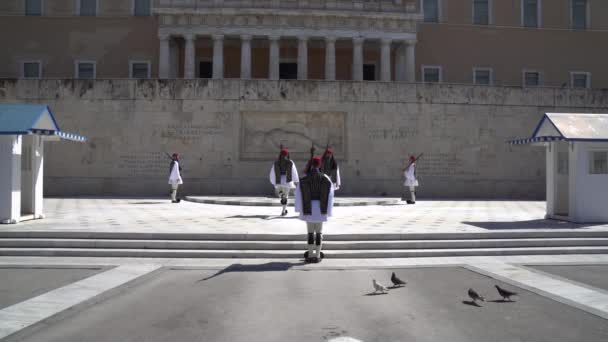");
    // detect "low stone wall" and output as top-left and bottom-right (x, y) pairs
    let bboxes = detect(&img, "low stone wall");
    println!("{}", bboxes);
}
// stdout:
(1, 79), (607, 198)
